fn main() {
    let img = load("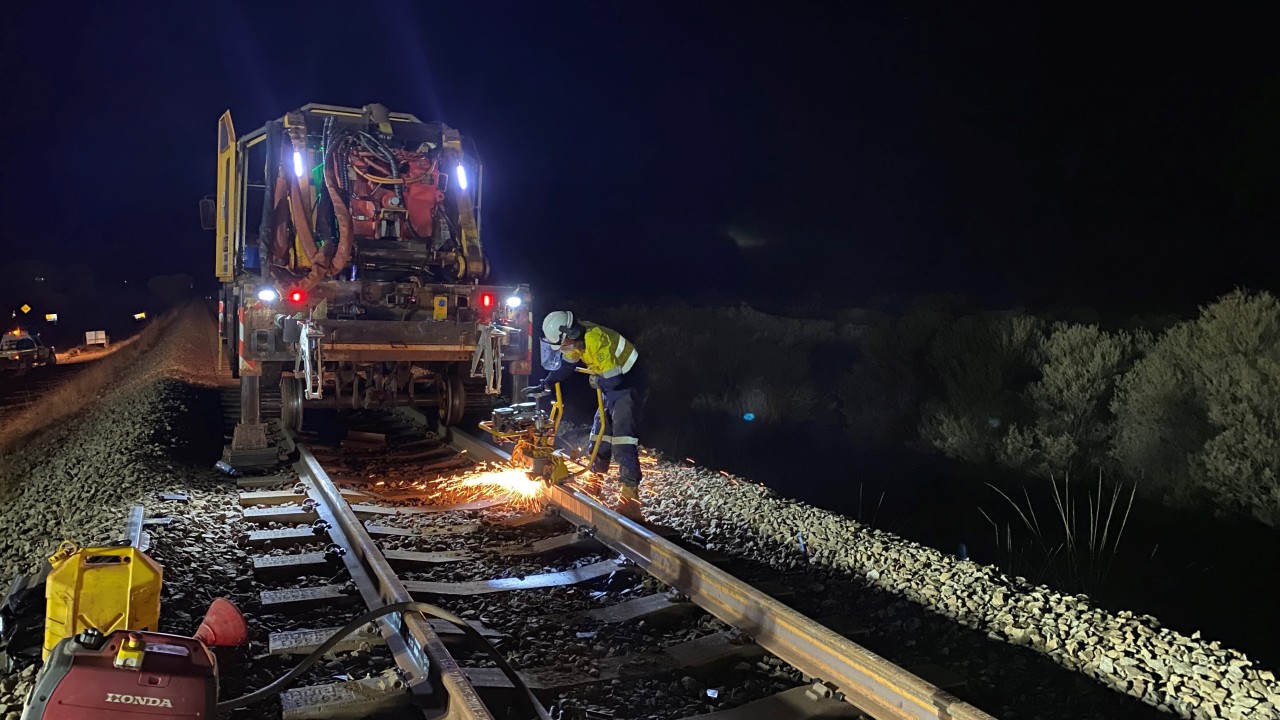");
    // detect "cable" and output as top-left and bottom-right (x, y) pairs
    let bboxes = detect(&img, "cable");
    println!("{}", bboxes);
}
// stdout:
(216, 600), (551, 719)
